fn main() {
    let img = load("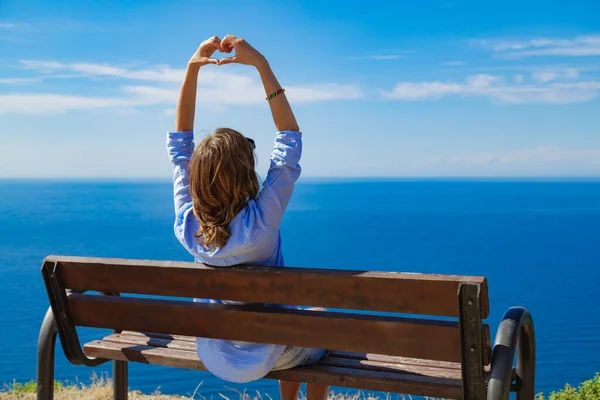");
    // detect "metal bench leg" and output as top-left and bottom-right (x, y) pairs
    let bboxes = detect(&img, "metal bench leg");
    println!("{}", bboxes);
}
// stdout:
(487, 307), (535, 400)
(113, 360), (128, 400)
(37, 307), (58, 400)
(515, 319), (535, 400)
